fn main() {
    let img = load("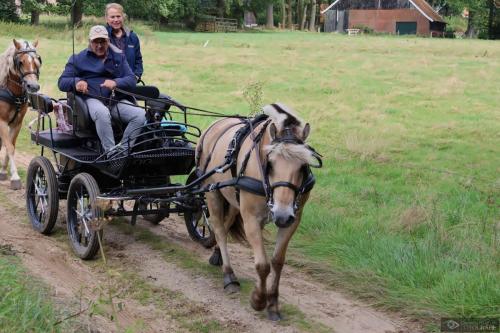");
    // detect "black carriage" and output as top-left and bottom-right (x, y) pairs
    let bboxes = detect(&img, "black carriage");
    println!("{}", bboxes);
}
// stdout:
(26, 87), (215, 259)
